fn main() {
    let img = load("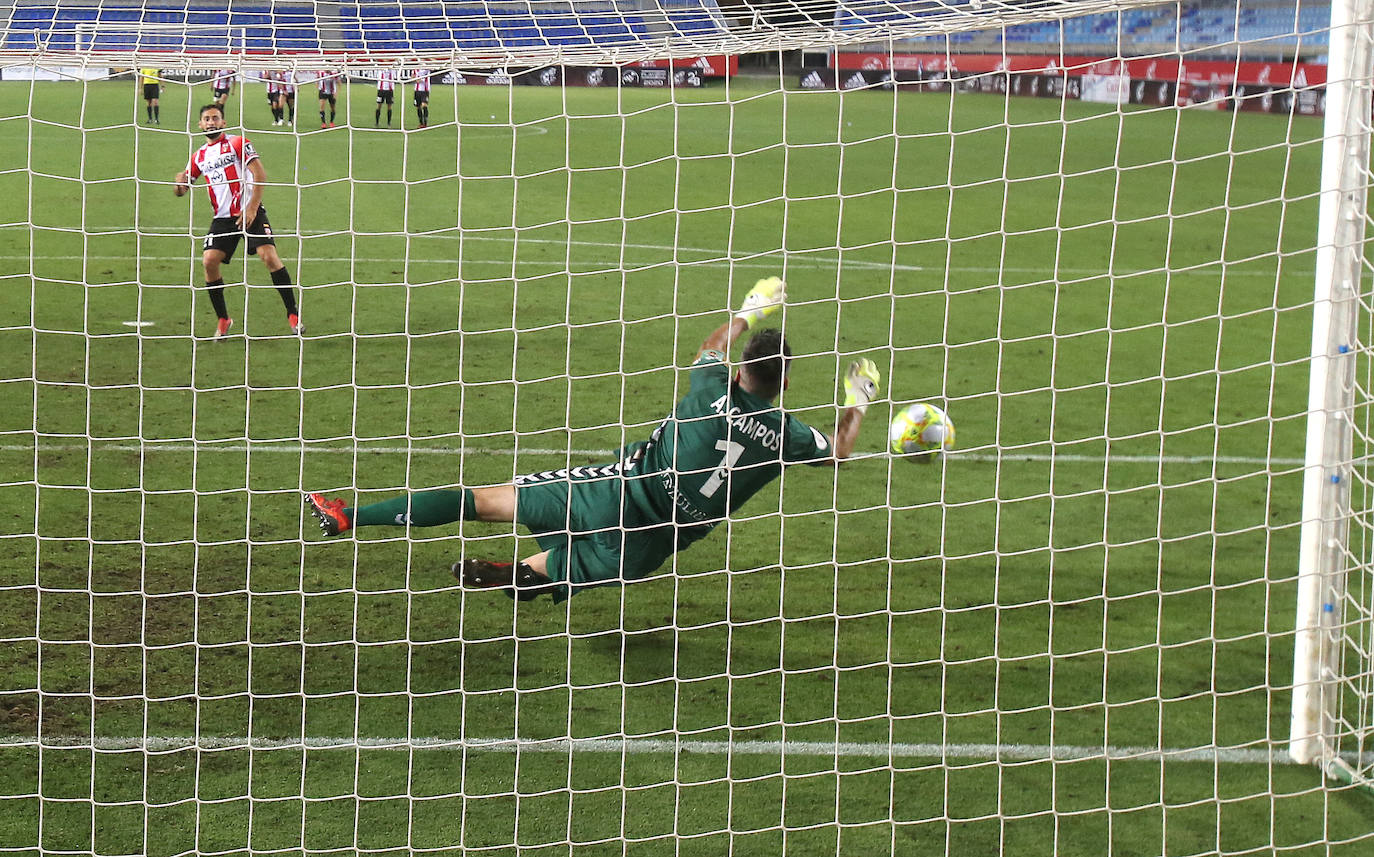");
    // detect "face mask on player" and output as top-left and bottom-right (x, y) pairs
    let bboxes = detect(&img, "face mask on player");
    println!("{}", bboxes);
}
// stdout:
(204, 129), (224, 140)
